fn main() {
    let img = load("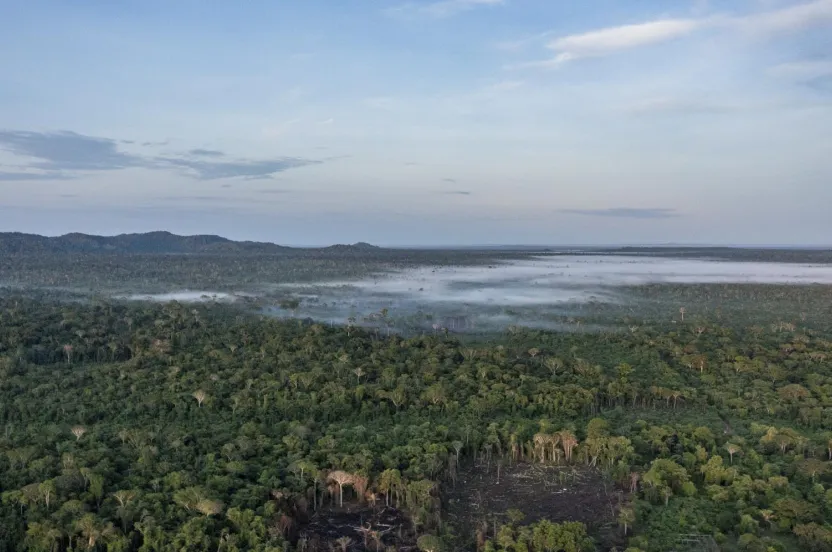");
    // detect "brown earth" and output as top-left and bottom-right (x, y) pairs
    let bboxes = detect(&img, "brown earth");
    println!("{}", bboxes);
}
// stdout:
(294, 463), (627, 551)
(297, 504), (419, 551)
(443, 462), (626, 549)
